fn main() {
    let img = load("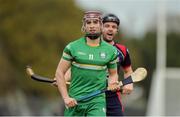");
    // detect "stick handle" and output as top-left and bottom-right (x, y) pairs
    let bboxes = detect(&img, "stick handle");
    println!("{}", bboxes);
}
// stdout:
(26, 66), (70, 84)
